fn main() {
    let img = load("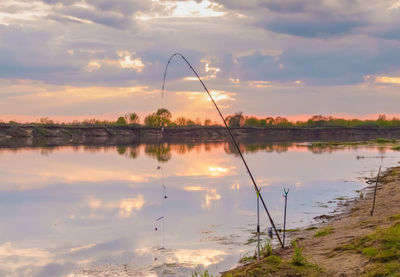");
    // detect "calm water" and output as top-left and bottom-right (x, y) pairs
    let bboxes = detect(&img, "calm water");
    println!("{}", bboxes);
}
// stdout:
(0, 142), (399, 276)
